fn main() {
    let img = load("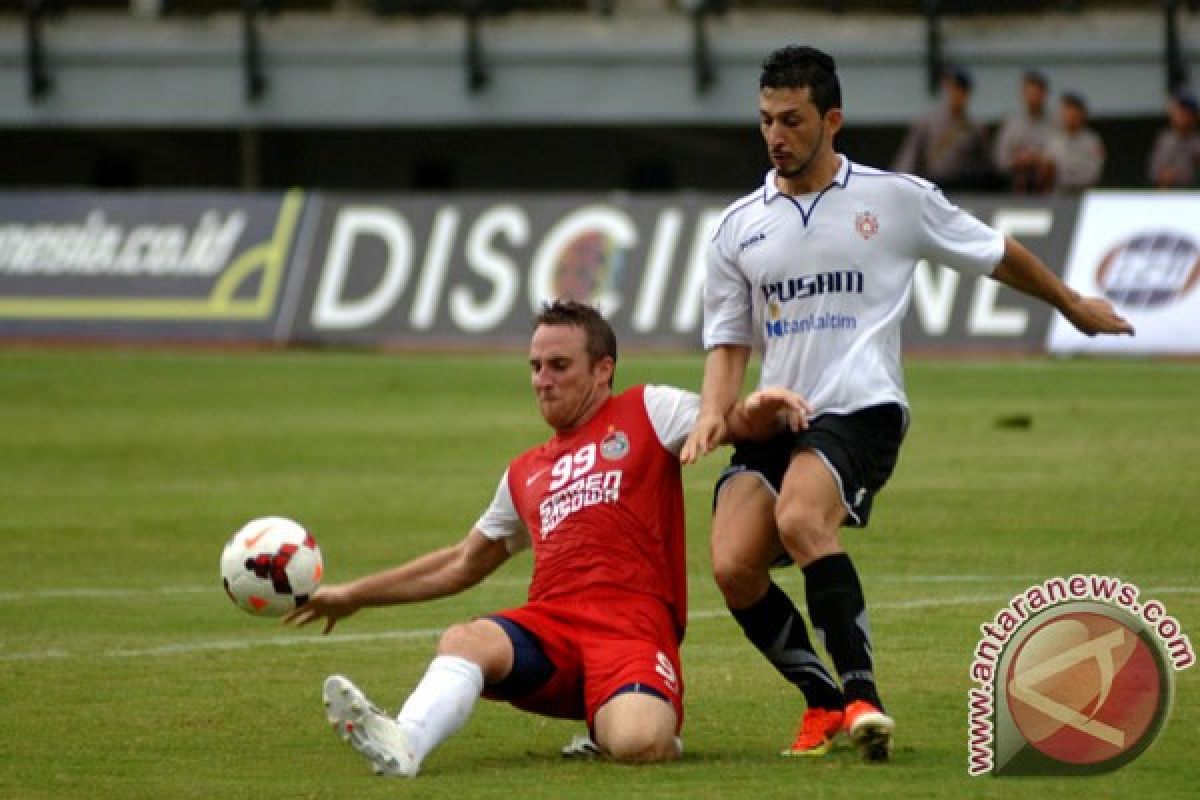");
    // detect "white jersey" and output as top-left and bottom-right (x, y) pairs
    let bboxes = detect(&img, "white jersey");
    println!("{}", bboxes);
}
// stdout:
(475, 385), (699, 552)
(704, 156), (1005, 414)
